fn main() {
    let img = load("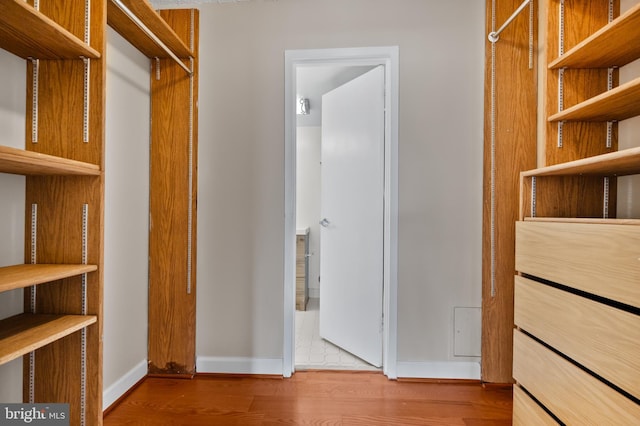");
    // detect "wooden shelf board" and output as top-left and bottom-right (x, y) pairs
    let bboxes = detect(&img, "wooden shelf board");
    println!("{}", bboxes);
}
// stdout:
(548, 77), (640, 122)
(0, 146), (101, 176)
(0, 314), (97, 365)
(549, 3), (640, 69)
(523, 217), (640, 225)
(521, 147), (640, 177)
(107, 0), (192, 59)
(0, 264), (98, 294)
(0, 0), (100, 60)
